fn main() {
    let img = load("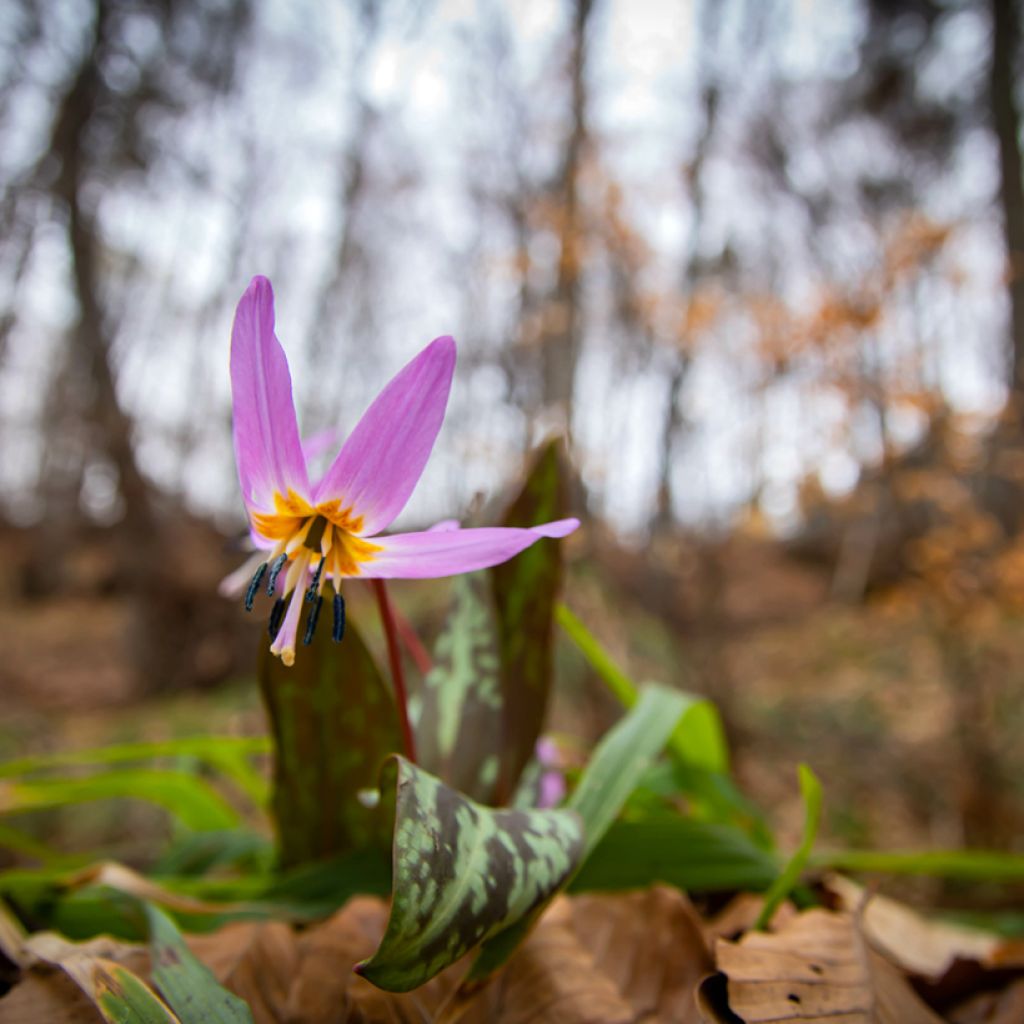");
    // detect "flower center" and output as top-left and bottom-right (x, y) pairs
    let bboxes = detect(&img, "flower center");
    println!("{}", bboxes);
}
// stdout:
(245, 489), (382, 664)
